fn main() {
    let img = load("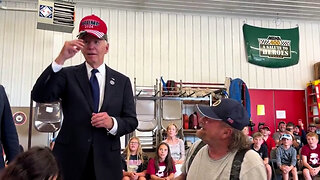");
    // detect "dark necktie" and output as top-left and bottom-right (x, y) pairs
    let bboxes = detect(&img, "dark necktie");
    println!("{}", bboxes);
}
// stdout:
(90, 69), (100, 113)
